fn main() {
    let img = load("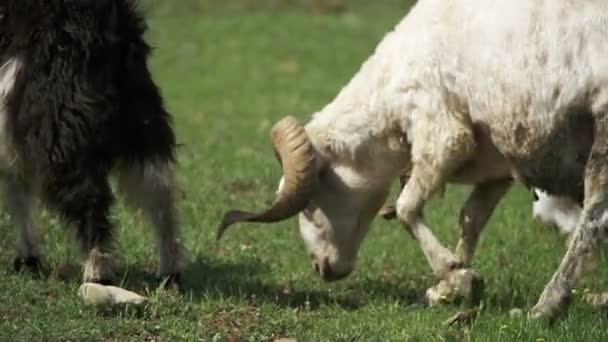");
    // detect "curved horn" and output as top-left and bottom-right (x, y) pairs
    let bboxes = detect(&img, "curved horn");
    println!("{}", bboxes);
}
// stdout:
(217, 116), (317, 240)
